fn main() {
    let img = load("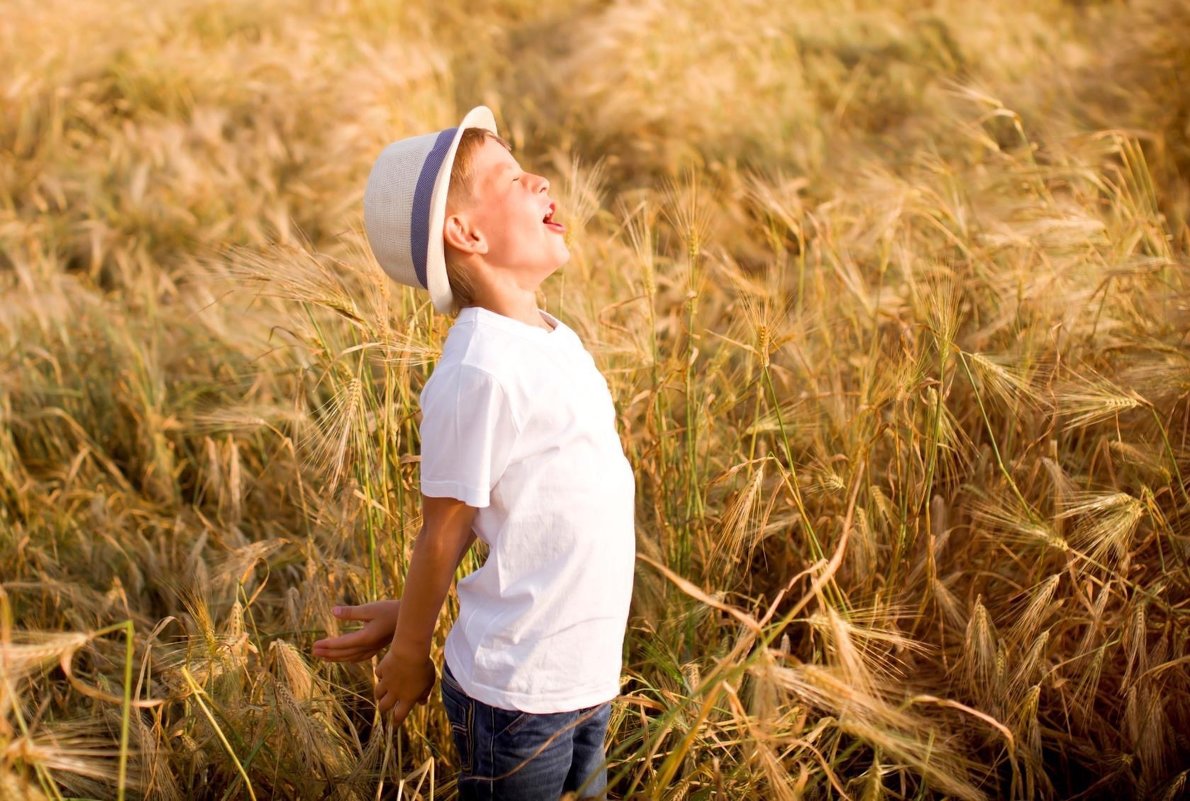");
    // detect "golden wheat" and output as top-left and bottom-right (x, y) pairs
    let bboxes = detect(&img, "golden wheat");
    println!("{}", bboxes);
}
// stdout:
(2, 0), (1188, 798)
